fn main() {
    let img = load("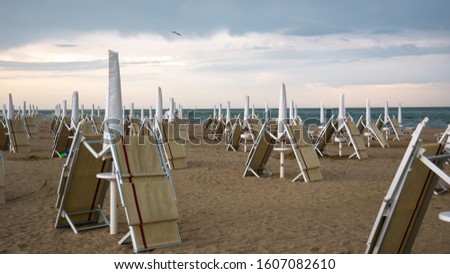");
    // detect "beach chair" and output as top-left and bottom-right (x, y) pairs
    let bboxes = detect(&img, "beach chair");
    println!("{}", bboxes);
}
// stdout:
(109, 135), (181, 252)
(389, 115), (402, 140)
(203, 116), (213, 130)
(51, 117), (73, 158)
(24, 117), (39, 137)
(284, 122), (323, 182)
(226, 121), (242, 151)
(208, 119), (225, 140)
(155, 120), (187, 170)
(55, 124), (111, 233)
(5, 118), (30, 153)
(0, 151), (5, 205)
(367, 122), (389, 148)
(314, 116), (336, 157)
(0, 122), (9, 150)
(176, 117), (190, 143)
(375, 114), (382, 130)
(50, 115), (59, 135)
(91, 116), (103, 134)
(243, 122), (276, 178)
(366, 119), (450, 253)
(356, 115), (365, 134)
(342, 118), (368, 160)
